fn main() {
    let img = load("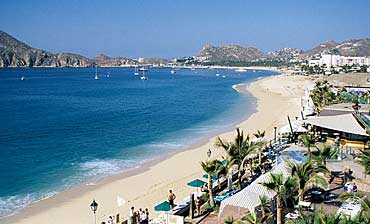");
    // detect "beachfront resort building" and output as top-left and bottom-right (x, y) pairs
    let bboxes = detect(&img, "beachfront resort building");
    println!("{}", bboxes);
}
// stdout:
(309, 54), (370, 67)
